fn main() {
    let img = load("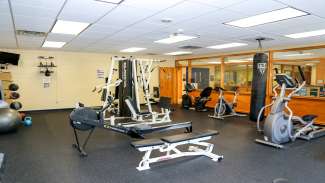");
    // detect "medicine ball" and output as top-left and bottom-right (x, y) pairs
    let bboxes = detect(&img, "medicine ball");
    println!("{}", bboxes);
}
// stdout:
(0, 108), (21, 133)
(8, 83), (19, 91)
(10, 102), (22, 110)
